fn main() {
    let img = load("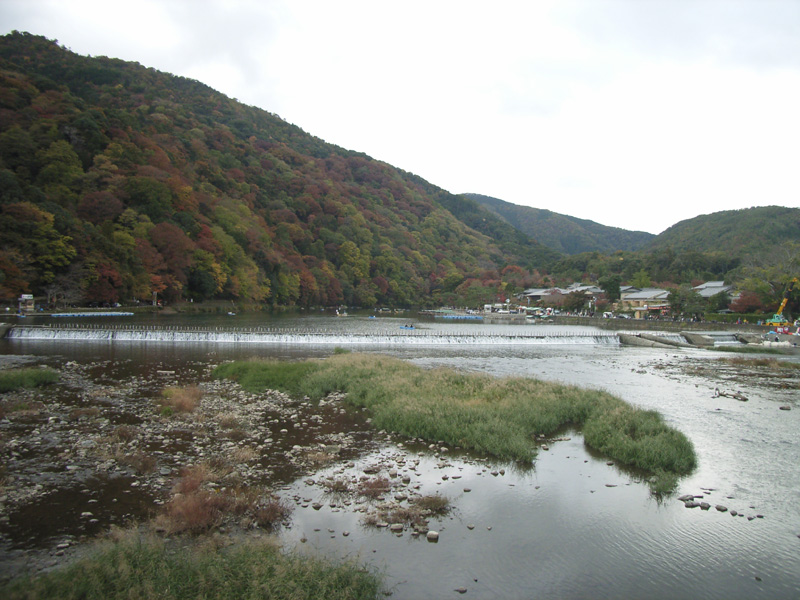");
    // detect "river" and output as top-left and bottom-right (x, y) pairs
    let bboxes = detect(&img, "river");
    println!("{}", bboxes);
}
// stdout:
(1, 312), (798, 599)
